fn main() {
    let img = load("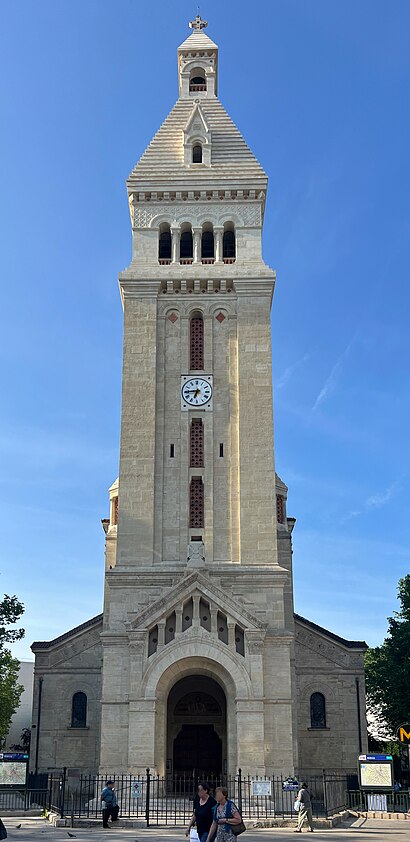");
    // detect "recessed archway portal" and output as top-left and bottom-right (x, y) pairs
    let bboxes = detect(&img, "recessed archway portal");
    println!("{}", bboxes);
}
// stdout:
(167, 675), (226, 776)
